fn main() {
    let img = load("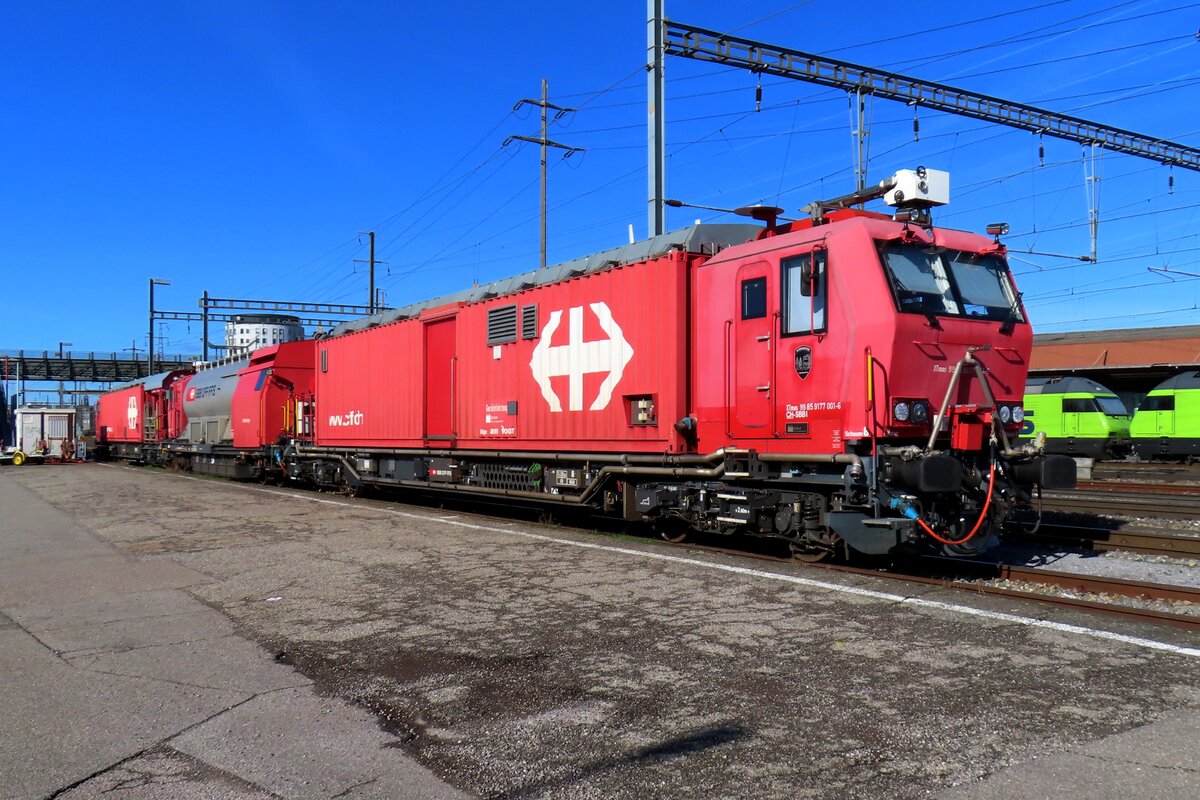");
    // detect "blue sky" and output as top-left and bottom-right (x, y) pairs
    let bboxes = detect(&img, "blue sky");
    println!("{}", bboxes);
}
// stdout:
(3, 0), (1199, 372)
